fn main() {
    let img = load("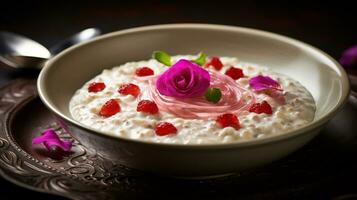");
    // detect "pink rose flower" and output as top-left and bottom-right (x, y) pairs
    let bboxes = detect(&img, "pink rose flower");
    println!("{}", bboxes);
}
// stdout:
(156, 59), (210, 98)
